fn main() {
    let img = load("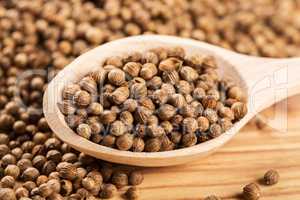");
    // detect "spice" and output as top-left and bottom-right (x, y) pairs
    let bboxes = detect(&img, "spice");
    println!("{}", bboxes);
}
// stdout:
(56, 162), (77, 181)
(108, 68), (126, 86)
(99, 184), (117, 199)
(231, 102), (248, 120)
(82, 176), (96, 191)
(111, 171), (128, 188)
(243, 183), (261, 200)
(129, 171), (144, 186)
(264, 170), (279, 185)
(76, 124), (92, 140)
(132, 138), (145, 152)
(254, 116), (268, 130)
(74, 90), (91, 107)
(1, 175), (15, 188)
(125, 186), (139, 200)
(4, 165), (20, 179)
(21, 167), (40, 181)
(204, 195), (221, 200)
(0, 188), (16, 200)
(116, 133), (134, 151)
(39, 183), (53, 197)
(15, 187), (29, 198)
